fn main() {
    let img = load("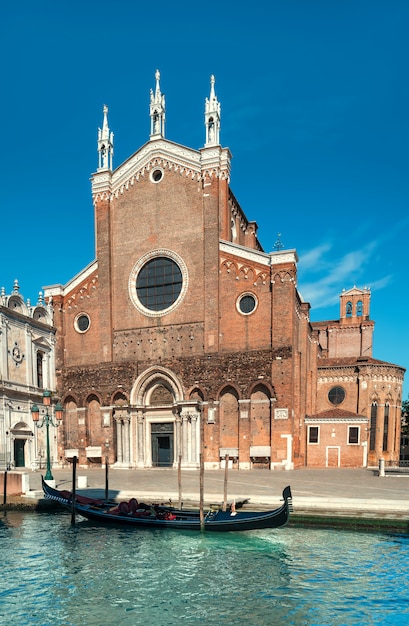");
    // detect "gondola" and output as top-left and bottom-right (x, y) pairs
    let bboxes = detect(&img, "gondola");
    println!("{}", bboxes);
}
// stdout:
(42, 477), (292, 532)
